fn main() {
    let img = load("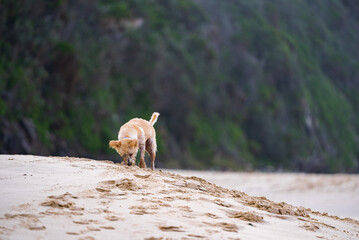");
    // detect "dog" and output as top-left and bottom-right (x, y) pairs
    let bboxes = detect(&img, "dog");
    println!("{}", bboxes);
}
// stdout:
(109, 112), (159, 170)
